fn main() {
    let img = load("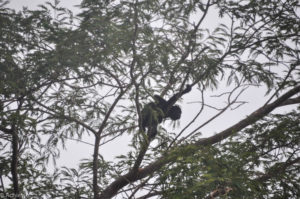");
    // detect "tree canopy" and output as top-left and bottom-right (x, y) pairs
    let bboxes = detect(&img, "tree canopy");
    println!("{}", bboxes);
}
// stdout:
(0, 0), (300, 198)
